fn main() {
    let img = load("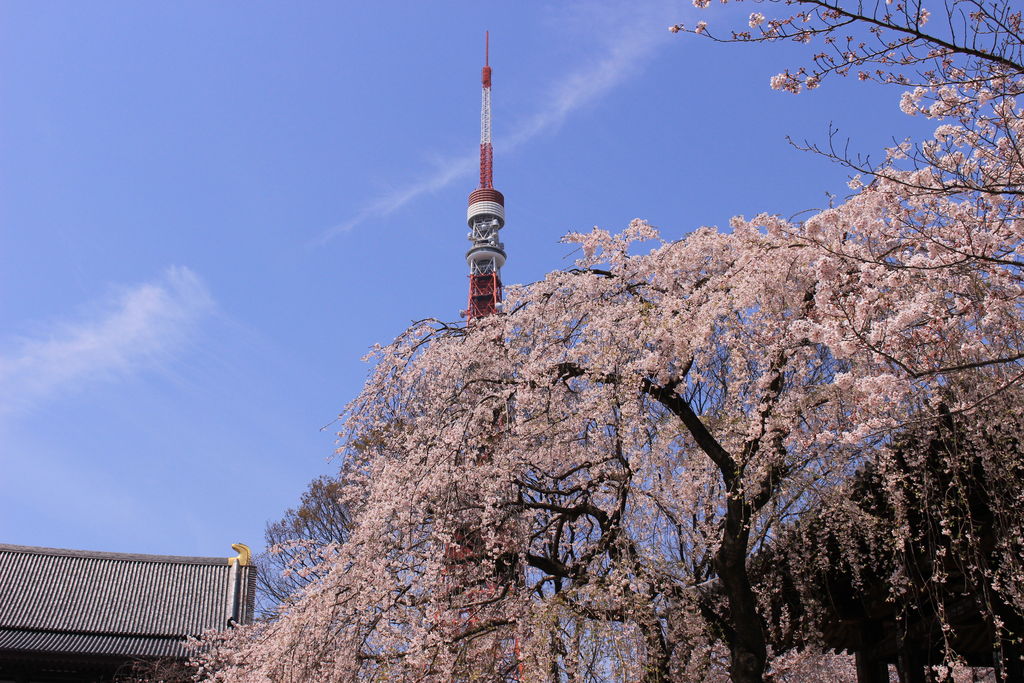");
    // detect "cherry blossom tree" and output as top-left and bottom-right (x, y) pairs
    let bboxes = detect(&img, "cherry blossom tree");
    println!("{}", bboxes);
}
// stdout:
(203, 222), (1024, 682)
(198, 220), (920, 682)
(197, 4), (1024, 682)
(200, 218), (1020, 681)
